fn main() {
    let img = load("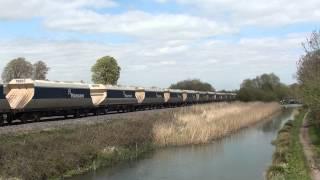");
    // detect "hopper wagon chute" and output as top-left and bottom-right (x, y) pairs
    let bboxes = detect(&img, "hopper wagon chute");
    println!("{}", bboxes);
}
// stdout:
(182, 90), (197, 105)
(164, 89), (183, 107)
(135, 87), (165, 109)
